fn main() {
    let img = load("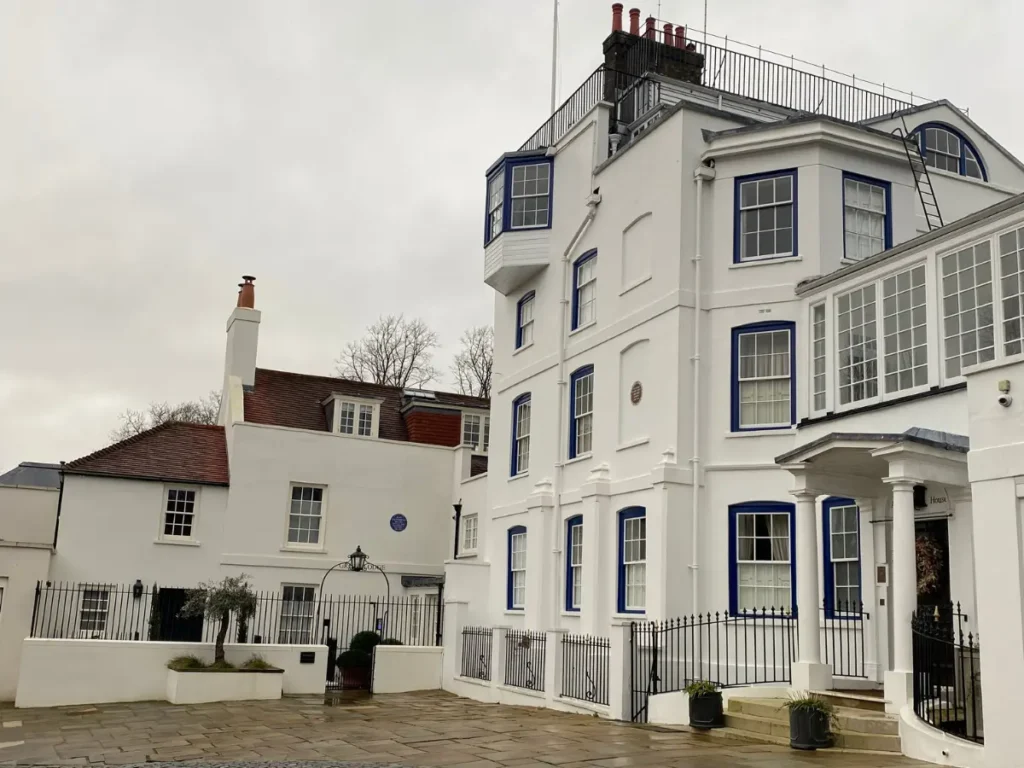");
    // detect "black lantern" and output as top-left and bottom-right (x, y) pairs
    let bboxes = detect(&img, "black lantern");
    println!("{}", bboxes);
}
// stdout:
(348, 545), (368, 572)
(132, 579), (144, 599)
